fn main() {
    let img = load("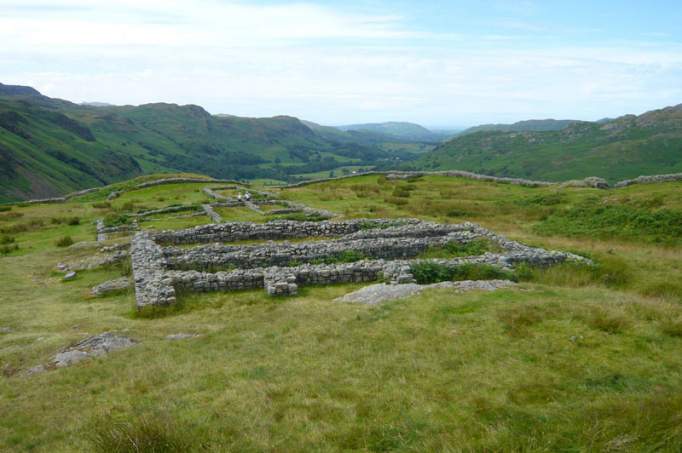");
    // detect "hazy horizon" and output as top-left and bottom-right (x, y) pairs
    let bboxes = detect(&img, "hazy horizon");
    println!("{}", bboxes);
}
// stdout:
(2, 0), (682, 127)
